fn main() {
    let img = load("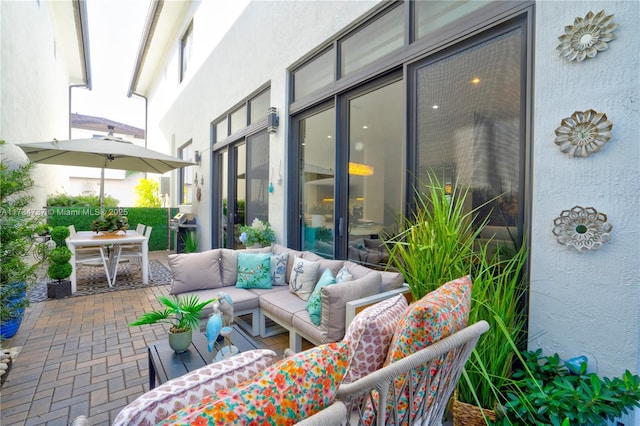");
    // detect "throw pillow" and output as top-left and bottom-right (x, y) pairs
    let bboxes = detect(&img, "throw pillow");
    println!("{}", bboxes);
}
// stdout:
(363, 275), (472, 424)
(158, 342), (351, 425)
(112, 349), (277, 426)
(168, 249), (222, 294)
(270, 252), (288, 286)
(342, 294), (408, 384)
(335, 265), (353, 283)
(289, 256), (320, 301)
(235, 253), (272, 289)
(305, 268), (337, 326)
